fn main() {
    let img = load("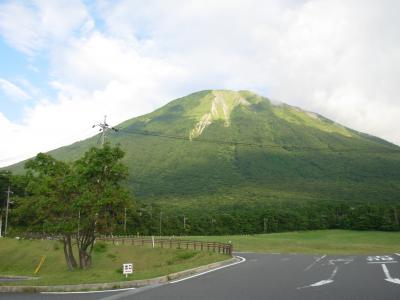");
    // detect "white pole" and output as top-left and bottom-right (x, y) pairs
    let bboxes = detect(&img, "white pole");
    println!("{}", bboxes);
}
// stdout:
(159, 211), (162, 237)
(152, 235), (155, 248)
(124, 208), (127, 233)
(0, 214), (2, 237)
(5, 185), (12, 237)
(78, 209), (81, 238)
